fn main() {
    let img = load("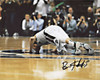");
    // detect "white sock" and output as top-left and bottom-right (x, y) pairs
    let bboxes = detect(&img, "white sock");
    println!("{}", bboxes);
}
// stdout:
(67, 40), (75, 48)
